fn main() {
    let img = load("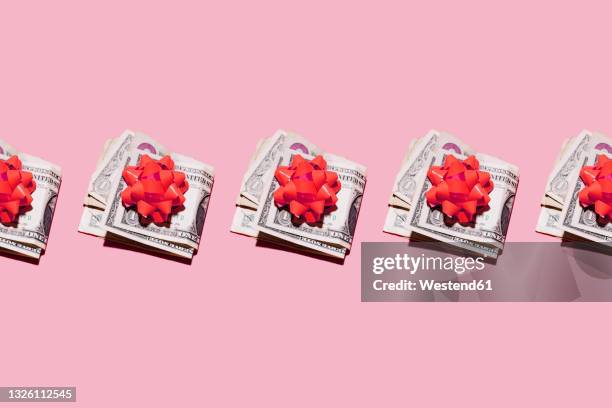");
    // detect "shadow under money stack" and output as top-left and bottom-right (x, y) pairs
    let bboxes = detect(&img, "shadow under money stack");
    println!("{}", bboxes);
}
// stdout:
(0, 139), (62, 260)
(383, 130), (519, 259)
(536, 130), (612, 246)
(231, 130), (367, 260)
(78, 130), (215, 259)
